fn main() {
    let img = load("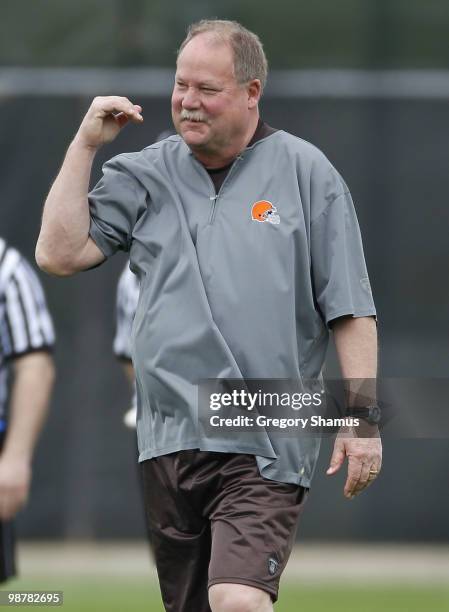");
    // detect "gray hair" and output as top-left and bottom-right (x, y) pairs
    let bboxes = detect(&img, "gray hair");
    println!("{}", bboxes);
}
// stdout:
(178, 19), (268, 92)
